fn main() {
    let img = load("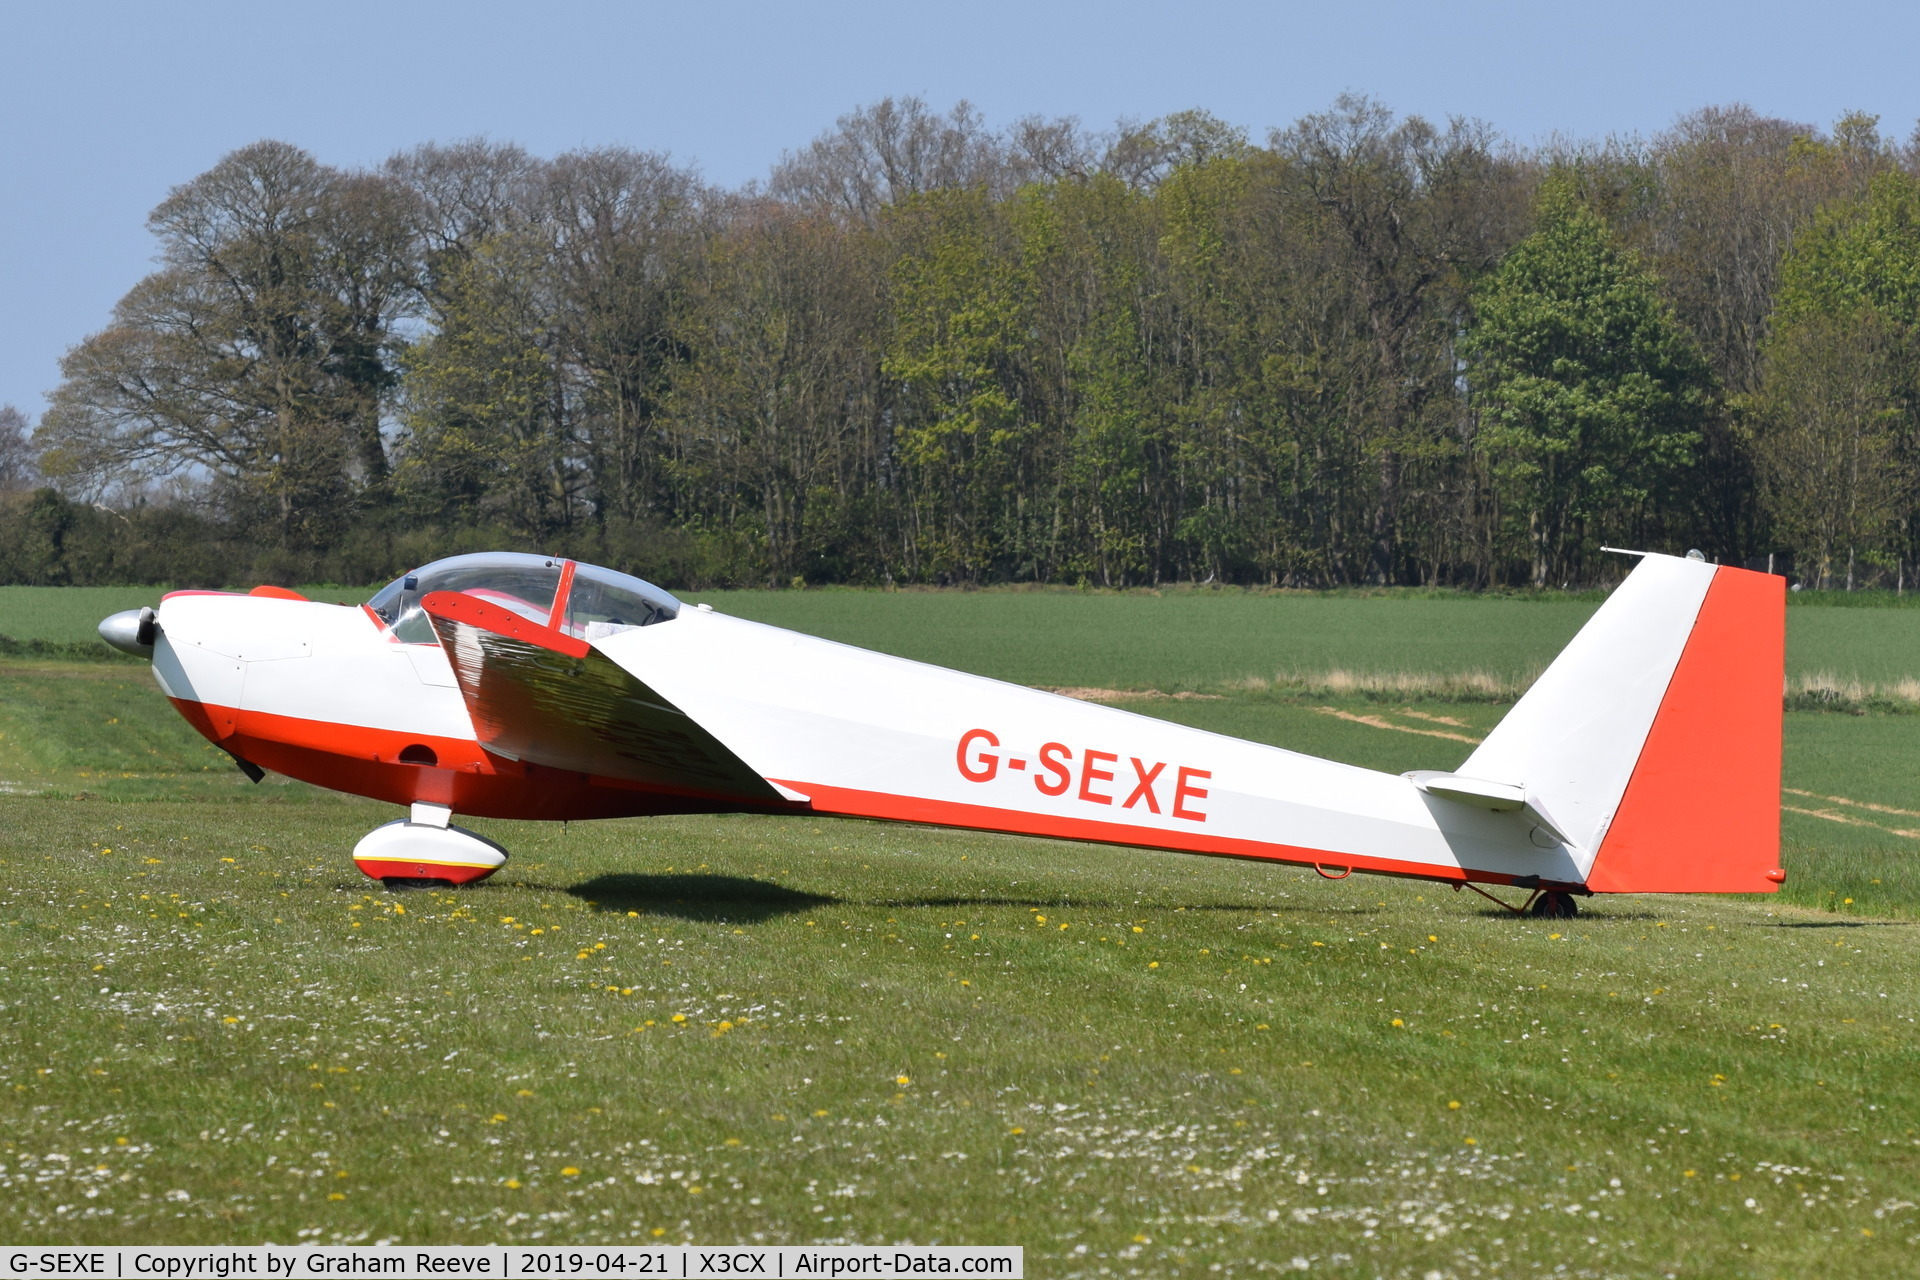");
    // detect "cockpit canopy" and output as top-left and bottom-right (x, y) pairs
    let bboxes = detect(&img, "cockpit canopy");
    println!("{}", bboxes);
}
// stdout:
(367, 552), (680, 645)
